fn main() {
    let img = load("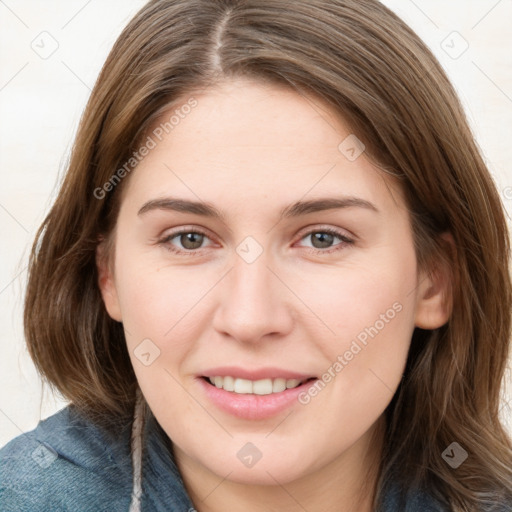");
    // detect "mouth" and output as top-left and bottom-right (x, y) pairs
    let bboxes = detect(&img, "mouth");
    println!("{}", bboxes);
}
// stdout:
(197, 367), (318, 421)
(202, 375), (317, 395)
(198, 367), (319, 419)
